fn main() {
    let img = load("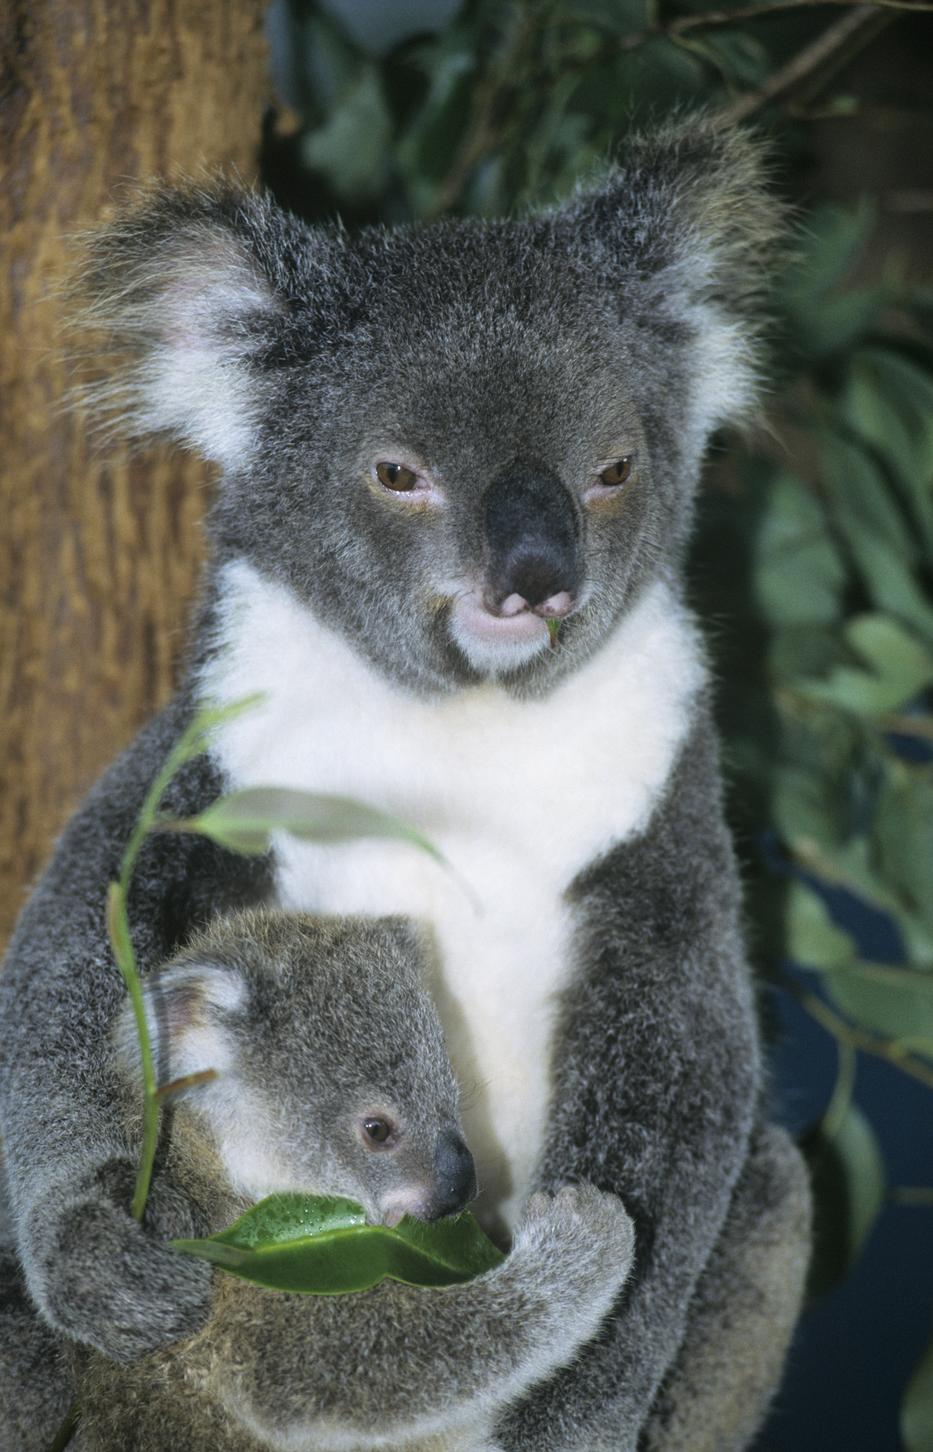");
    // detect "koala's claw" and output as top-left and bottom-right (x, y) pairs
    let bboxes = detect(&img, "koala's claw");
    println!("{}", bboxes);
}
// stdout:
(514, 1183), (635, 1281)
